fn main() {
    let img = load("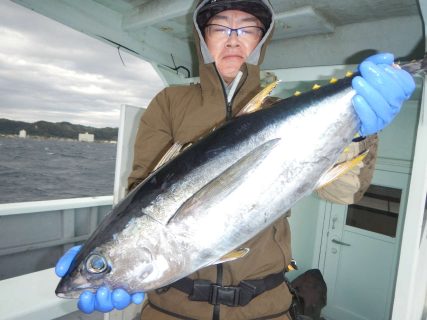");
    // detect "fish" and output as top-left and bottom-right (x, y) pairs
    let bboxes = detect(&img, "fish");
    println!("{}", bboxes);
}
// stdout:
(55, 56), (424, 298)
